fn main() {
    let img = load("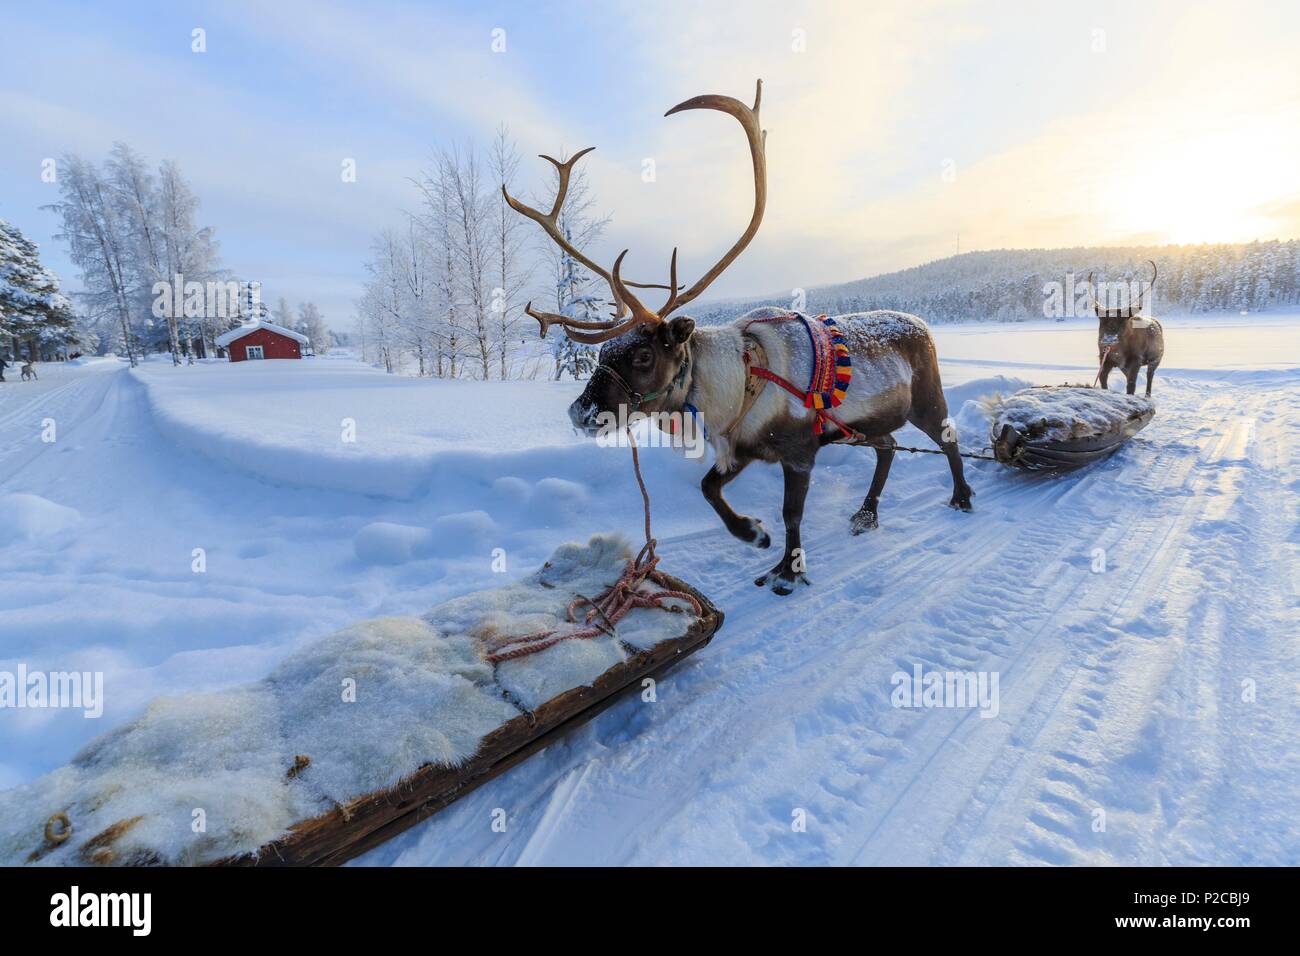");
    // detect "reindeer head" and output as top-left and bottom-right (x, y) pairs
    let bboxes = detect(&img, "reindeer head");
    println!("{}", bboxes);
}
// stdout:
(1089, 261), (1157, 347)
(503, 81), (767, 433)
